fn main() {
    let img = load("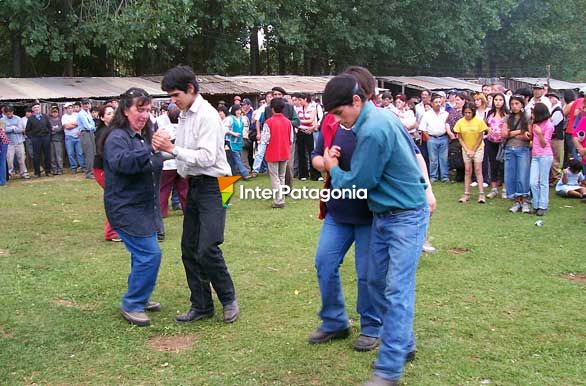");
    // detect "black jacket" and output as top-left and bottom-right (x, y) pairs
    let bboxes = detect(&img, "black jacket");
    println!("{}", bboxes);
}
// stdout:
(25, 114), (52, 137)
